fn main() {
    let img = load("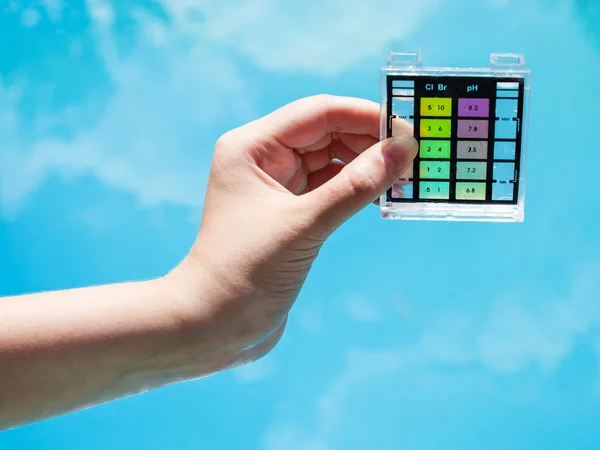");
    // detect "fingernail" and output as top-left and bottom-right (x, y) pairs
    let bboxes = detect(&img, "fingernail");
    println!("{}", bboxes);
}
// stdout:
(382, 136), (418, 173)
